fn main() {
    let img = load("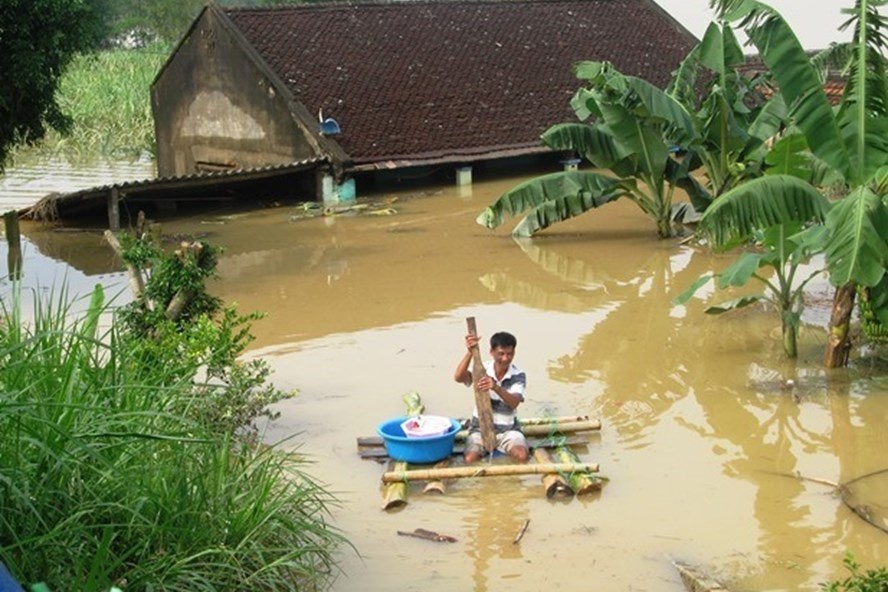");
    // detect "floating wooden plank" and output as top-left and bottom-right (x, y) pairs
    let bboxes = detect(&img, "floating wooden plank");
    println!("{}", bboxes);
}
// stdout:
(382, 460), (409, 510)
(382, 462), (599, 483)
(397, 528), (457, 543)
(534, 448), (574, 498)
(358, 434), (590, 459)
(357, 419), (601, 448)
